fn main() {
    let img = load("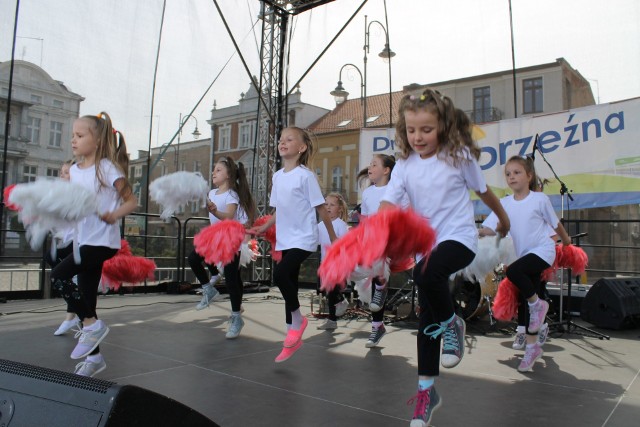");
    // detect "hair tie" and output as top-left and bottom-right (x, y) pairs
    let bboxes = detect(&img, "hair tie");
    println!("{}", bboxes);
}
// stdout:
(96, 113), (105, 120)
(419, 94), (426, 101)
